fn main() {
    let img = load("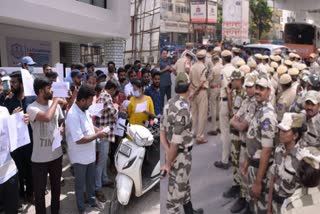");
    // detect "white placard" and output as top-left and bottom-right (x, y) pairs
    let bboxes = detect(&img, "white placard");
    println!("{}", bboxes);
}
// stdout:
(52, 82), (70, 98)
(21, 68), (36, 96)
(55, 63), (64, 82)
(7, 112), (30, 152)
(135, 101), (148, 113)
